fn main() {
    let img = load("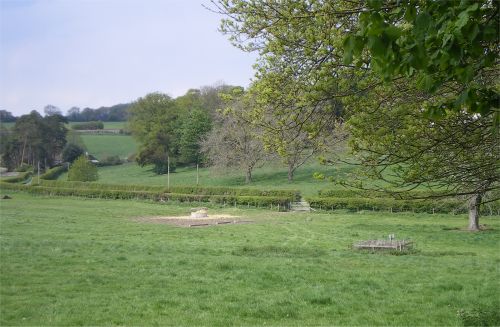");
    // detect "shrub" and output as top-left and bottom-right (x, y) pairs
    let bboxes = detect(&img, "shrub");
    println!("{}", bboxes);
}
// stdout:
(16, 164), (33, 172)
(62, 143), (85, 163)
(2, 171), (32, 183)
(97, 155), (123, 167)
(39, 165), (67, 180)
(71, 121), (104, 130)
(68, 156), (98, 182)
